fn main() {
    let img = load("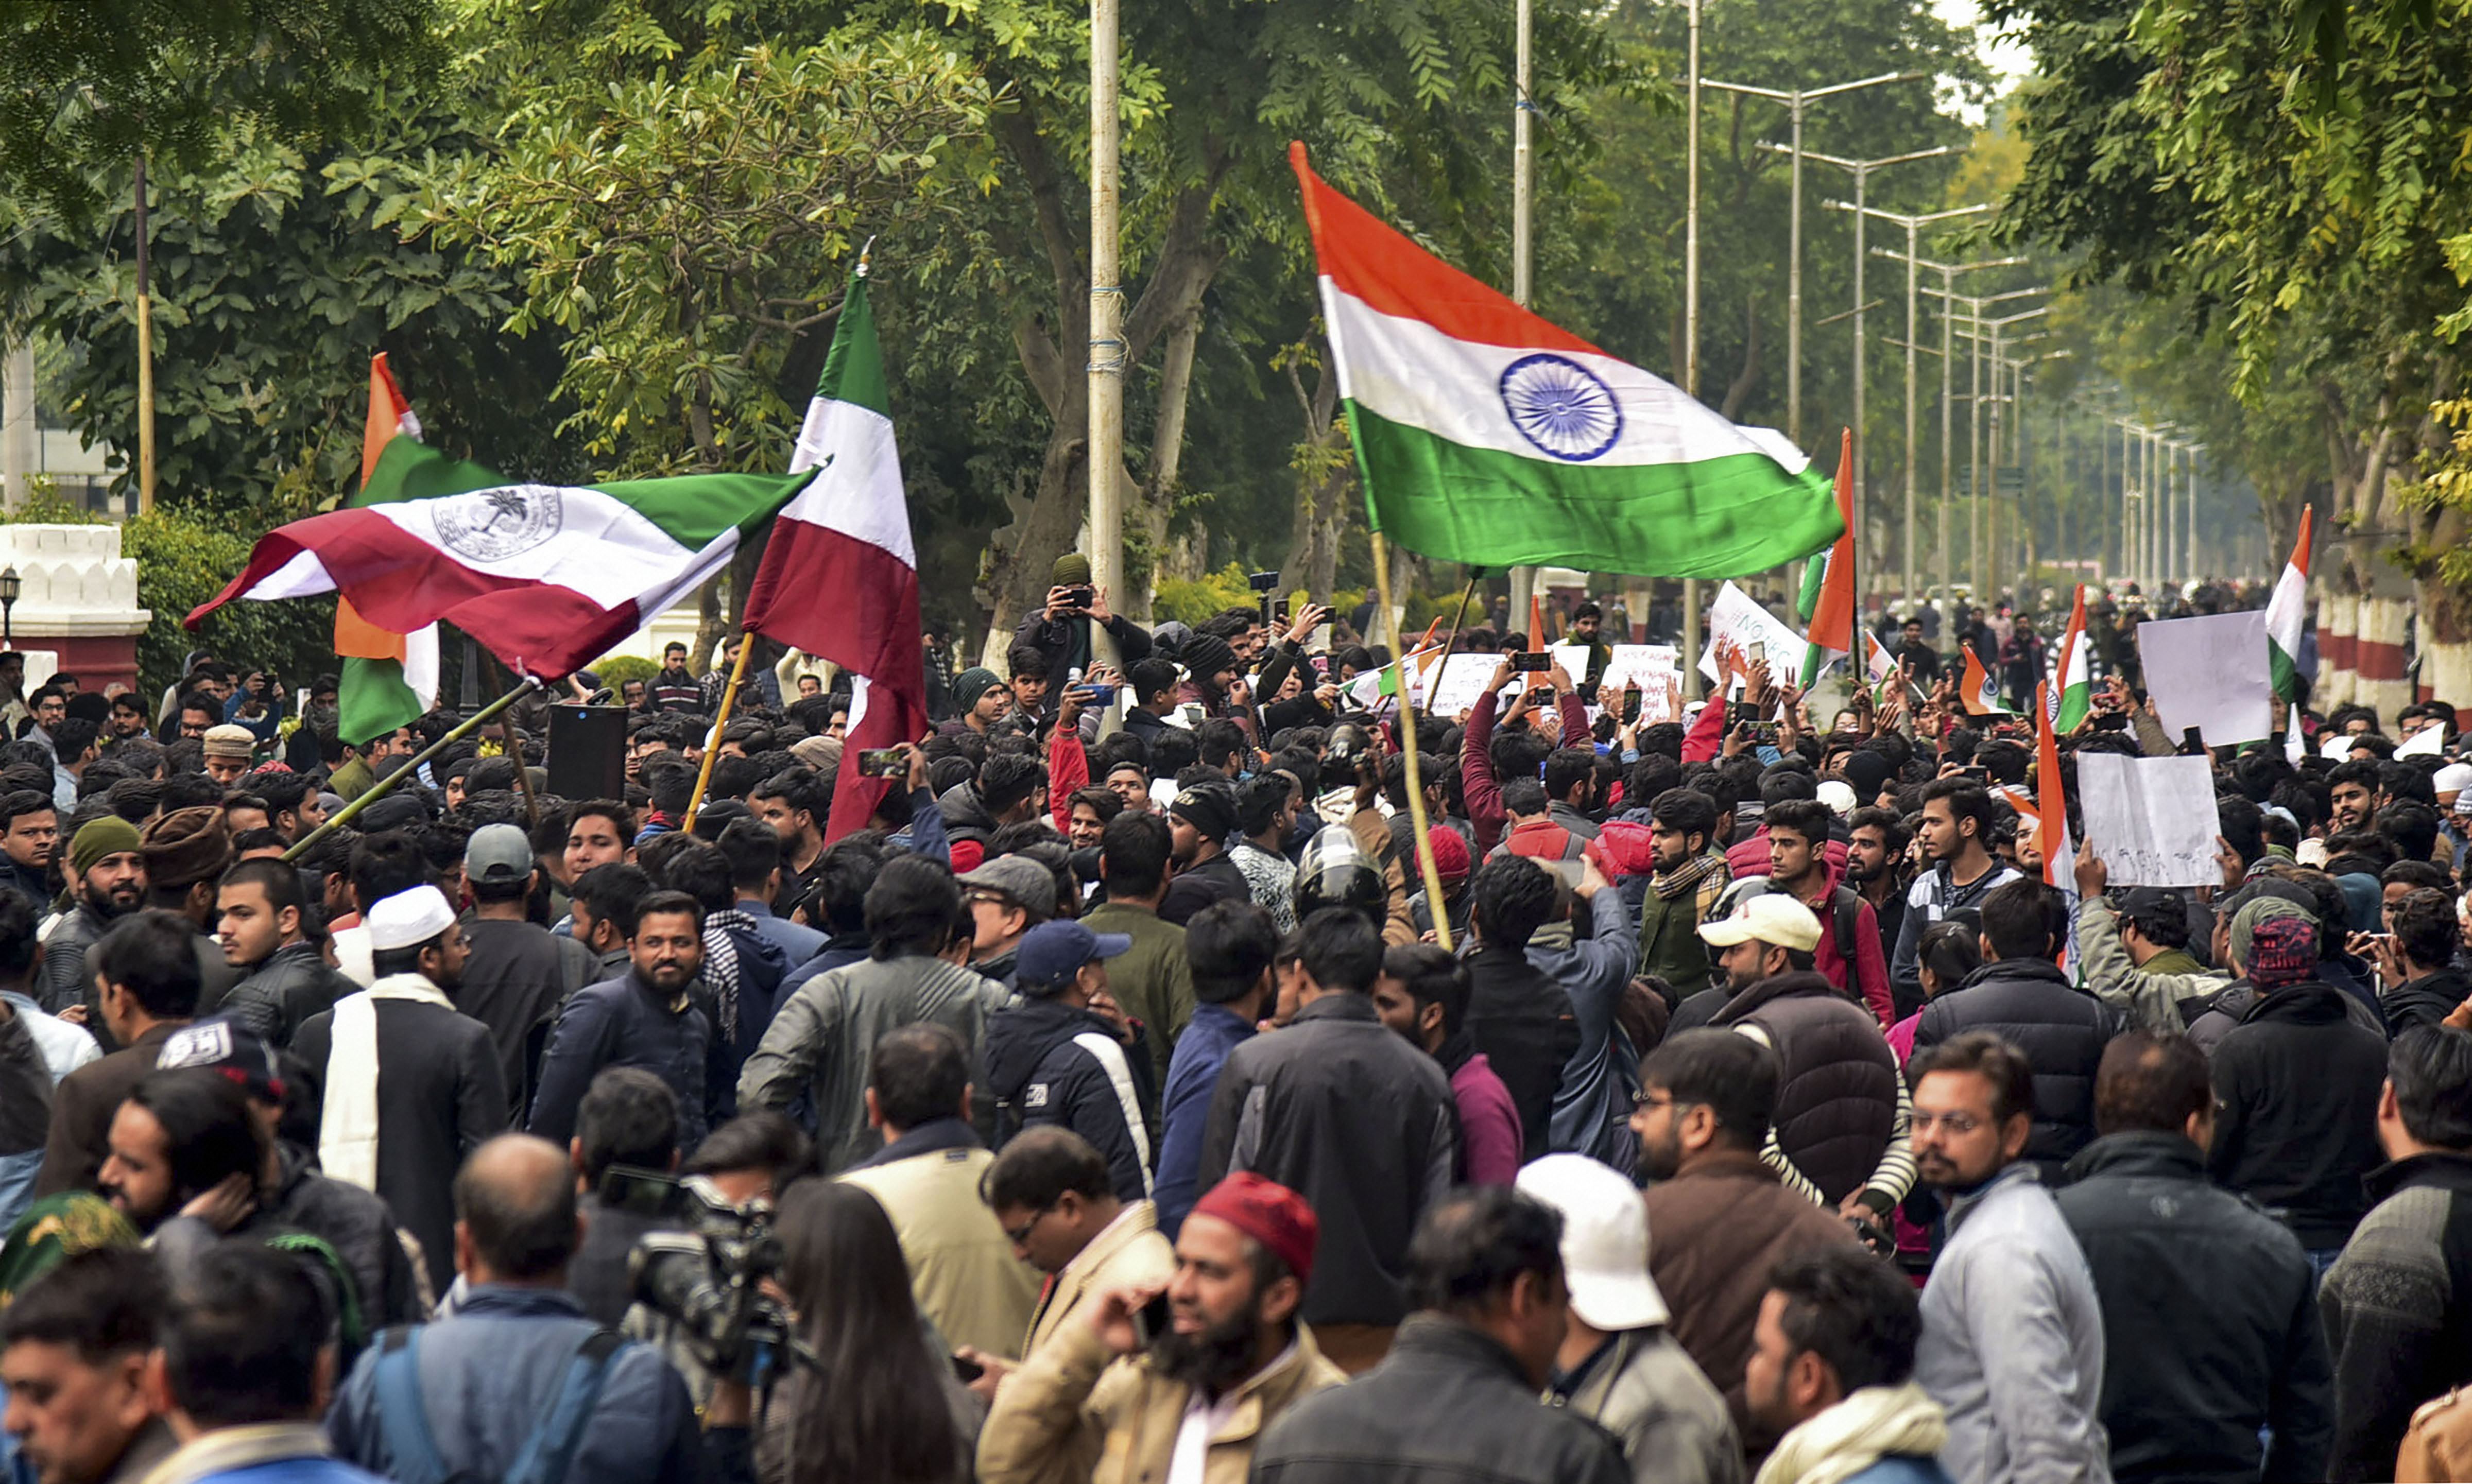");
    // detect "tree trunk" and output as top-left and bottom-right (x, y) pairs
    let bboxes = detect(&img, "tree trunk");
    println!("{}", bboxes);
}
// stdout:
(1128, 309), (1204, 622)
(1718, 291), (1763, 422)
